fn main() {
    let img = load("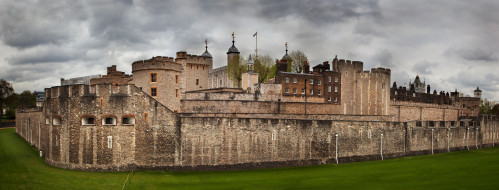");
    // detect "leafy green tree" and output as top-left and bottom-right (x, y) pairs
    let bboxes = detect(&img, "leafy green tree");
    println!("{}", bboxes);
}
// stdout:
(18, 90), (36, 109)
(289, 50), (308, 73)
(226, 55), (247, 88)
(492, 104), (499, 116)
(253, 54), (276, 83)
(480, 99), (492, 114)
(5, 93), (19, 111)
(0, 79), (14, 118)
